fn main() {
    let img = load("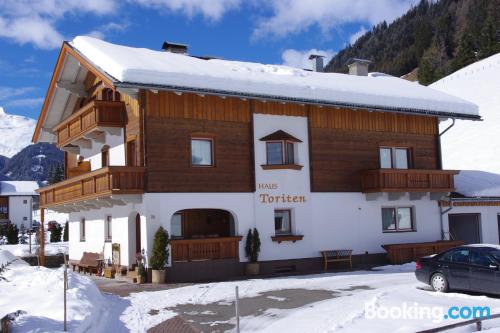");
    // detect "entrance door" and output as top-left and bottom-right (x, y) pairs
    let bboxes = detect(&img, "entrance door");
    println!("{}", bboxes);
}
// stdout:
(448, 214), (481, 244)
(135, 213), (141, 255)
(127, 140), (137, 167)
